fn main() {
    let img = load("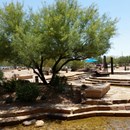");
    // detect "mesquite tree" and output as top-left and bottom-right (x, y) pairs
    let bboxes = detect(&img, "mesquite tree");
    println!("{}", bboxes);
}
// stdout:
(0, 0), (117, 85)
